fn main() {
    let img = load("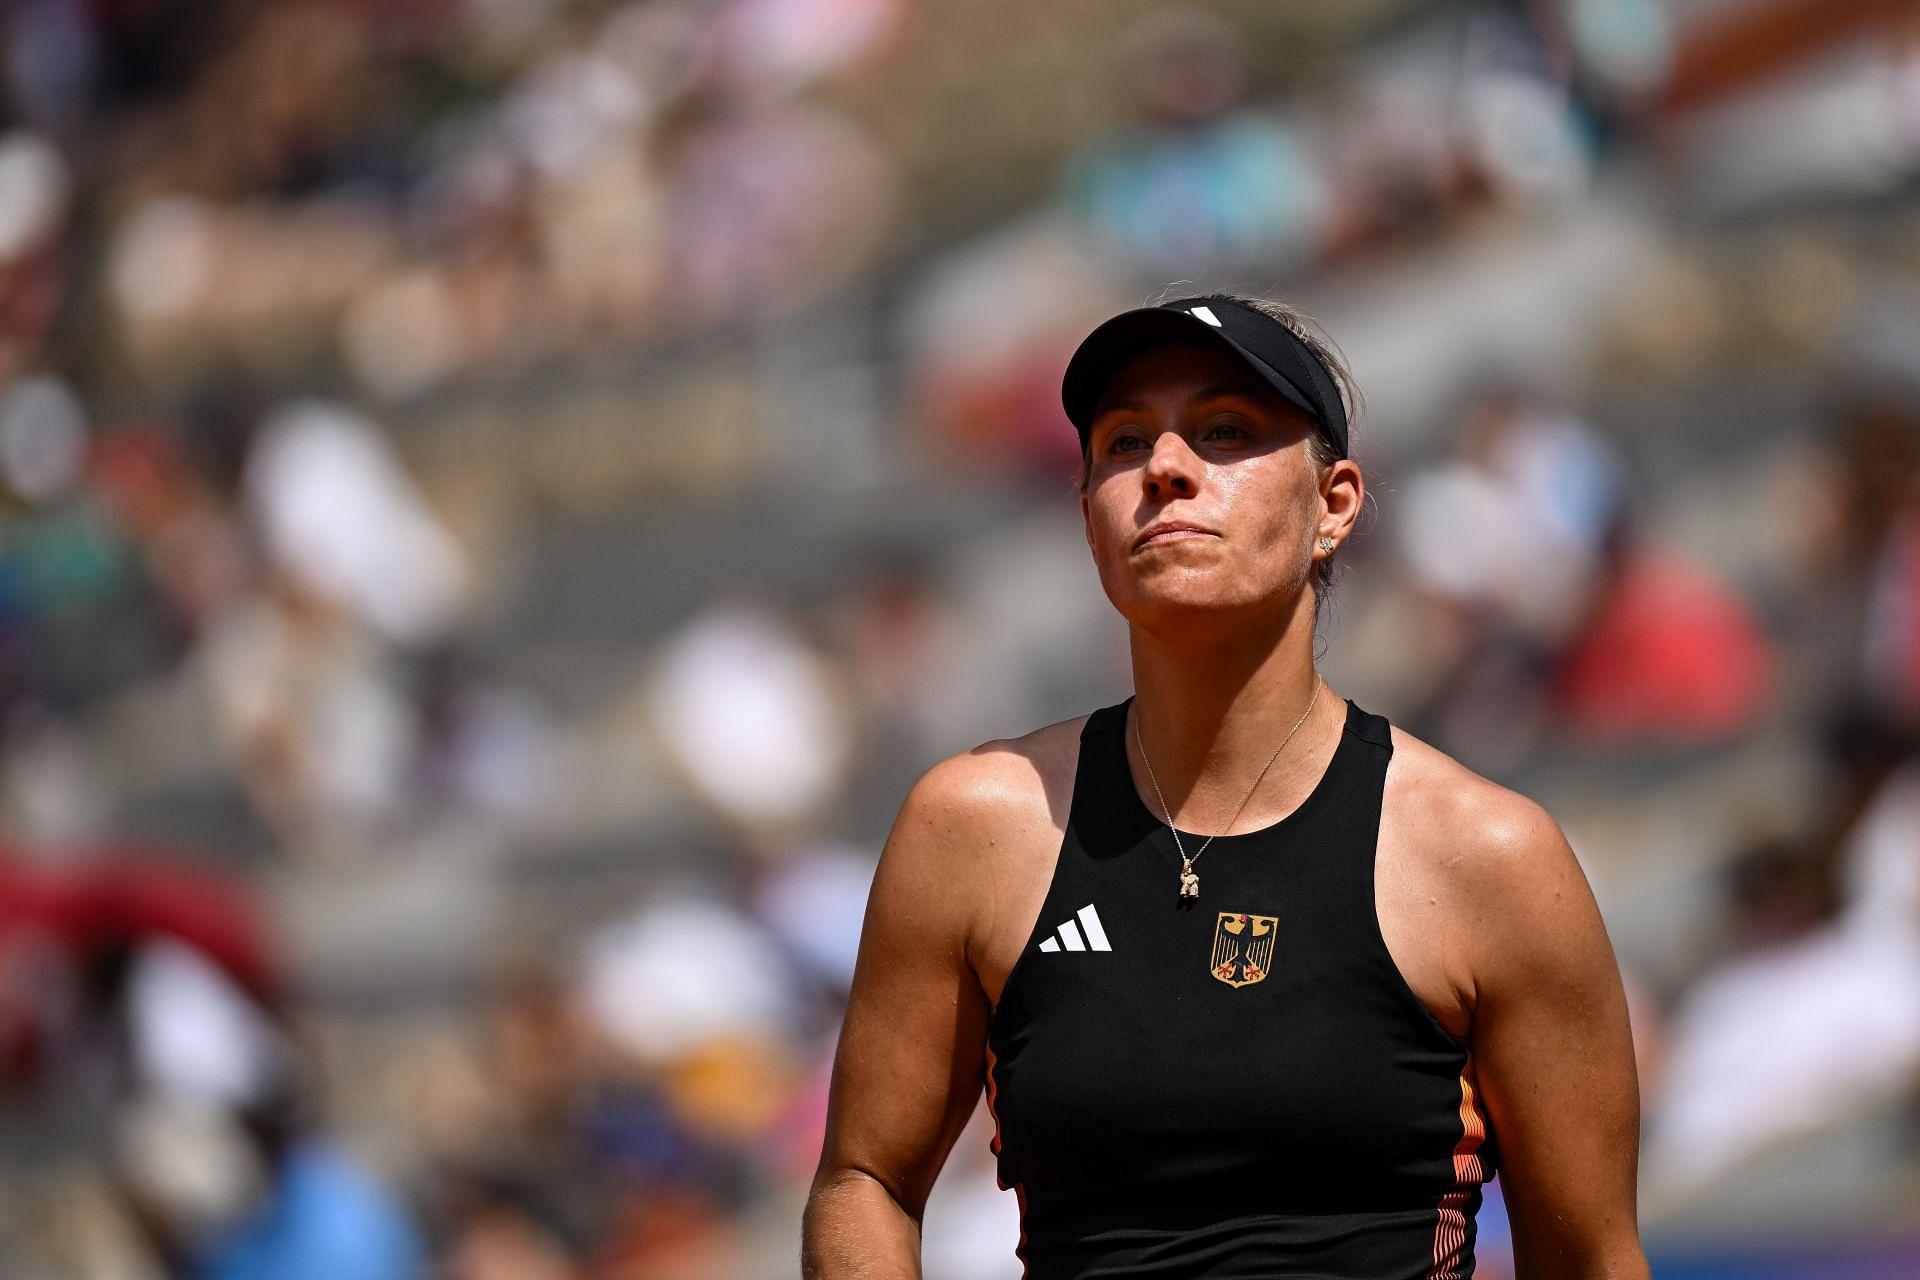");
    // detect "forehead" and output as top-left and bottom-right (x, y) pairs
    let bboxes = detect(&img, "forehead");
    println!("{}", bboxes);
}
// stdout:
(1090, 340), (1289, 417)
